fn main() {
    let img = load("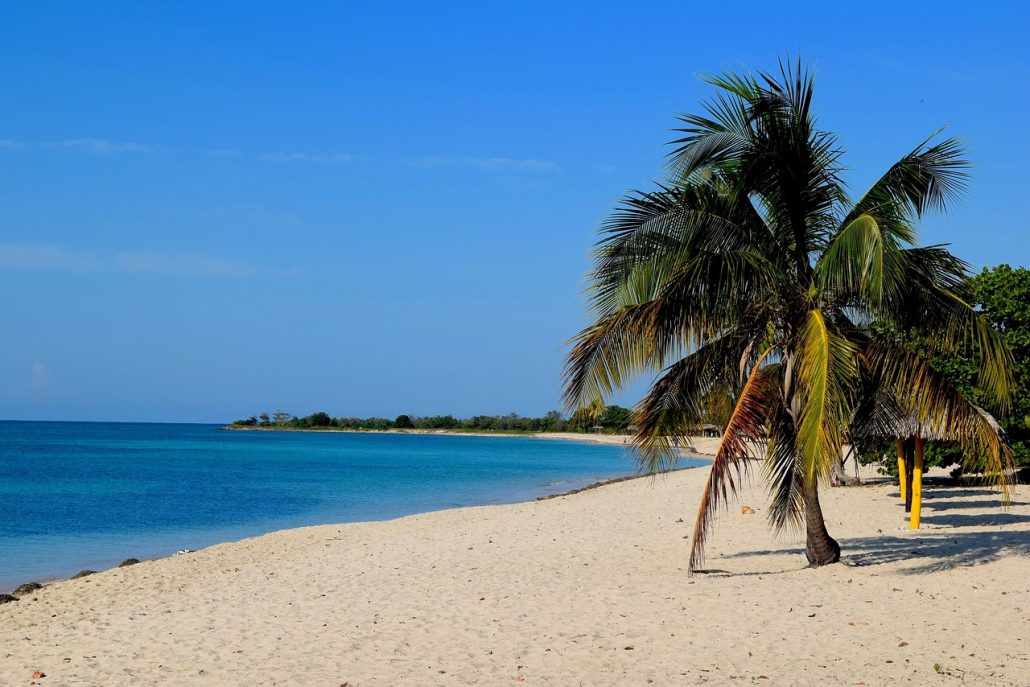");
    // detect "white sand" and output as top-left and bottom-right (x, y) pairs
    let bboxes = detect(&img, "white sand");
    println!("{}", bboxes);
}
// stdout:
(535, 431), (723, 456)
(1, 465), (1027, 686)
